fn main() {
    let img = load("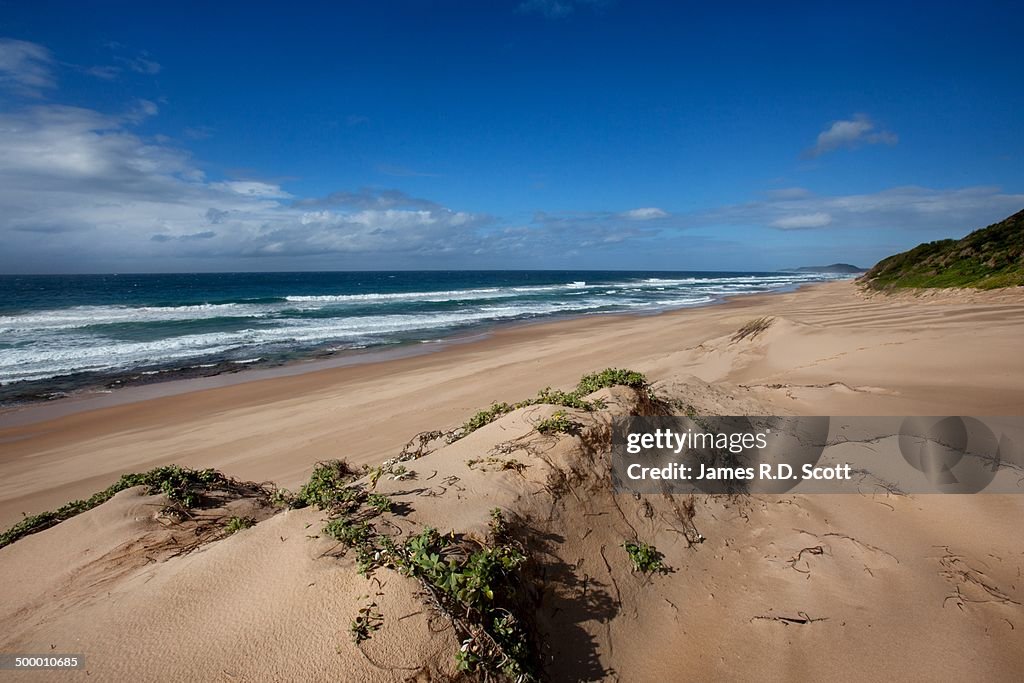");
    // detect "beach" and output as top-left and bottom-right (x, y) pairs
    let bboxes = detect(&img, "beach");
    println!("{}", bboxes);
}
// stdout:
(0, 270), (842, 401)
(2, 279), (1023, 528)
(1, 279), (1023, 681)
(4, 4), (1022, 679)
